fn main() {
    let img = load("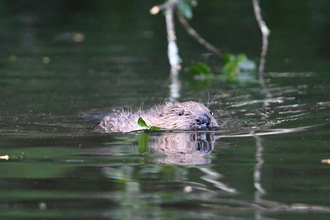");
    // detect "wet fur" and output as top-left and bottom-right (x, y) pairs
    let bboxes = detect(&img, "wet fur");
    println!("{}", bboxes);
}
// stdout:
(97, 101), (219, 132)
